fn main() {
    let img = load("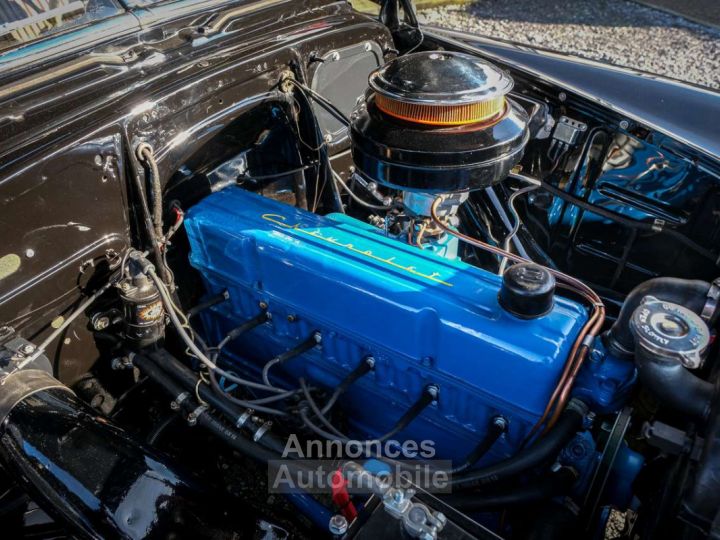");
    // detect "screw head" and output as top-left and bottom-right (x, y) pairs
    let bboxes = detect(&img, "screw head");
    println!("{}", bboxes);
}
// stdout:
(619, 120), (629, 130)
(21, 343), (35, 354)
(287, 314), (297, 322)
(258, 301), (268, 310)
